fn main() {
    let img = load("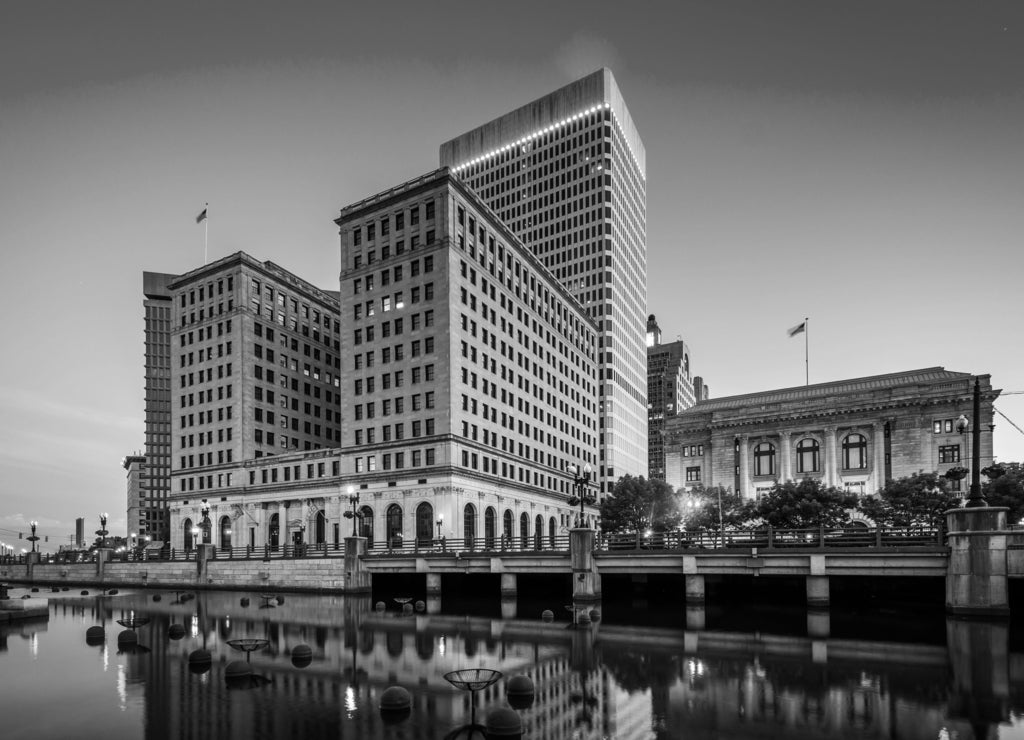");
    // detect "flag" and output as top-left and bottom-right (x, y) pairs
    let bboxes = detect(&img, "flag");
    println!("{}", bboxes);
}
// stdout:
(196, 207), (207, 224)
(787, 321), (806, 337)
